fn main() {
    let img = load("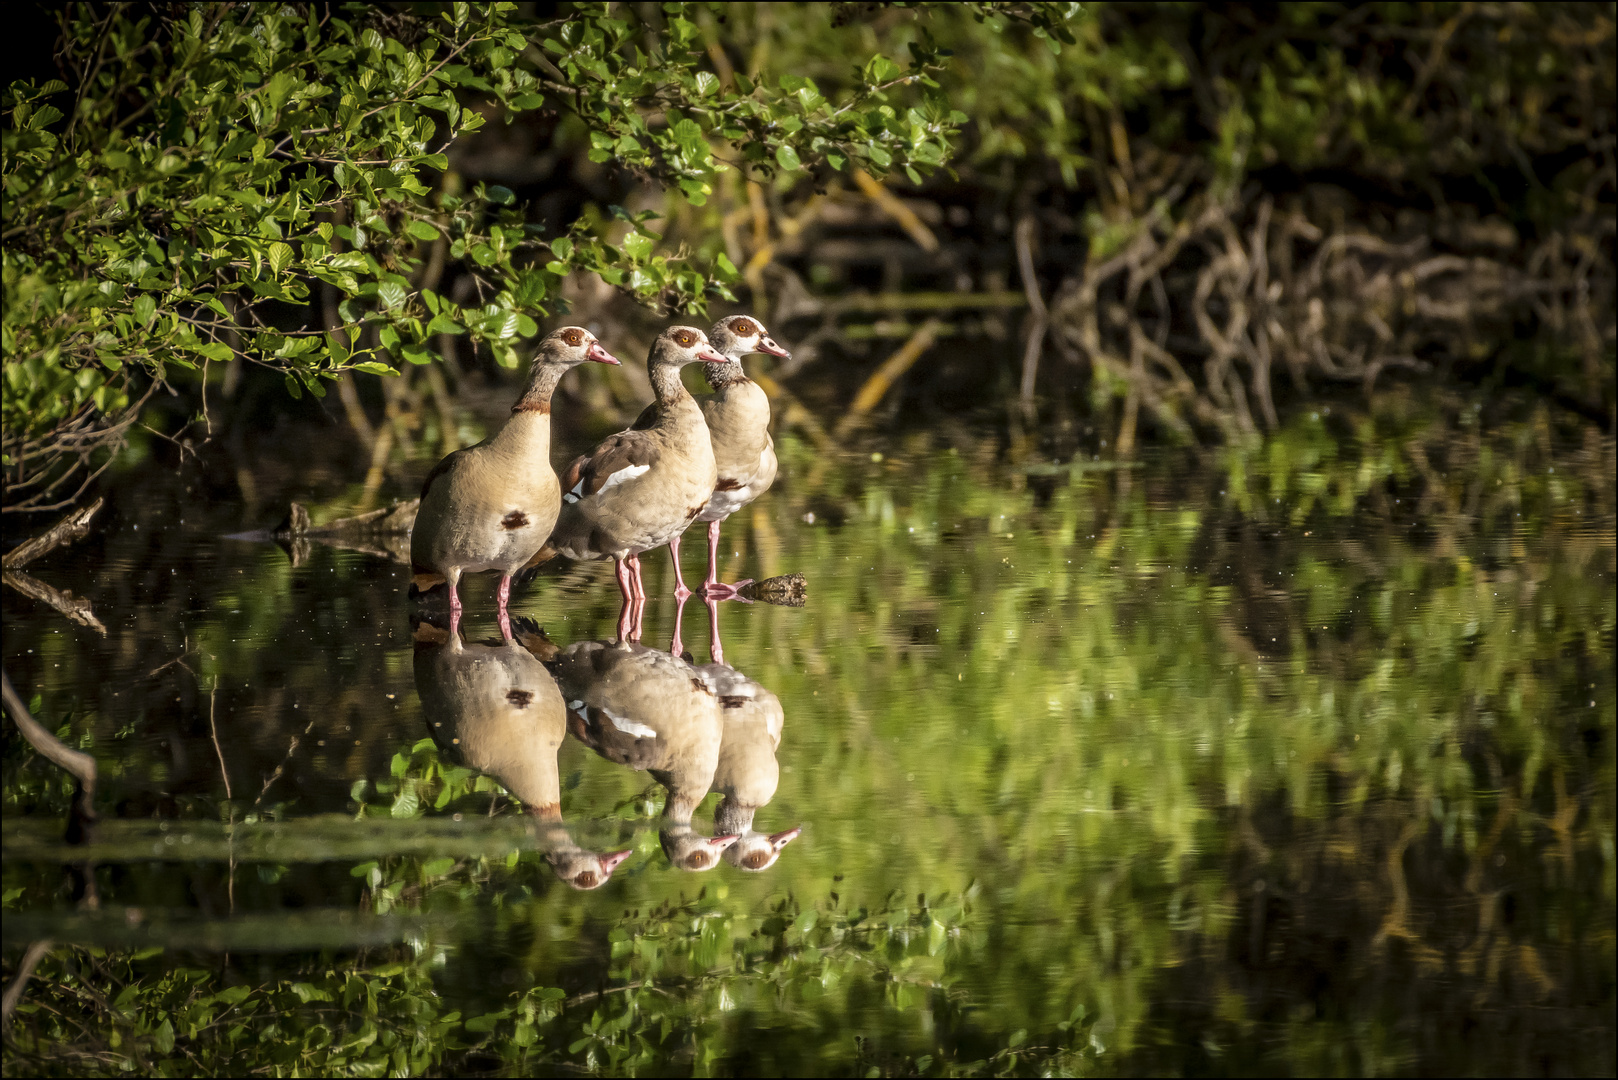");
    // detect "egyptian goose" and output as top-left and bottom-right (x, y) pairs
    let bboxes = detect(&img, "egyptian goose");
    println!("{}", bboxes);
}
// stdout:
(411, 617), (632, 890)
(410, 326), (618, 635)
(638, 317), (790, 599)
(699, 596), (801, 870)
(540, 326), (722, 634)
(548, 636), (739, 872)
(691, 316), (790, 600)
